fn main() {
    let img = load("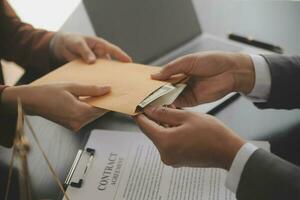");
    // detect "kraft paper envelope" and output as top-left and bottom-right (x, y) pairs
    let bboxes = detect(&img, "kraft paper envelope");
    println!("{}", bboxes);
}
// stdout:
(31, 59), (186, 115)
